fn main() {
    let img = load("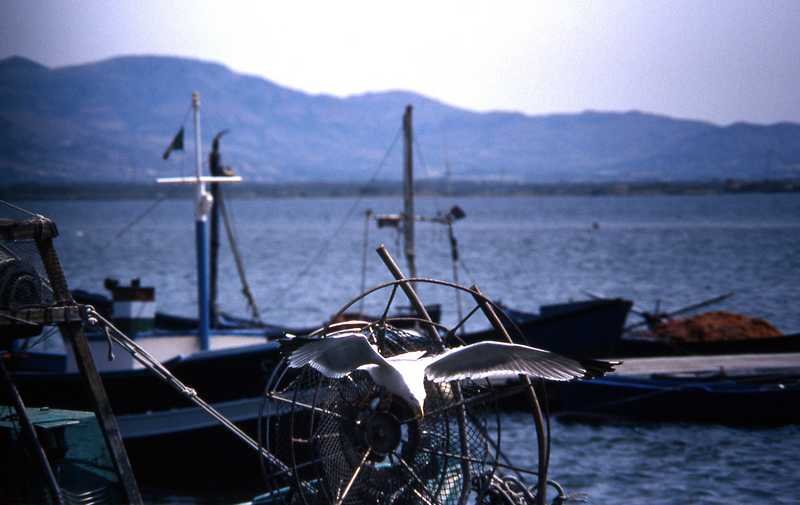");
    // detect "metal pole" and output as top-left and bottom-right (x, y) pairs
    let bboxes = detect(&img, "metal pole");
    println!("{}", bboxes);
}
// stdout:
(192, 92), (212, 350)
(469, 284), (548, 505)
(0, 358), (64, 505)
(447, 223), (465, 334)
(402, 105), (417, 282)
(375, 245), (438, 344)
(209, 183), (220, 328)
